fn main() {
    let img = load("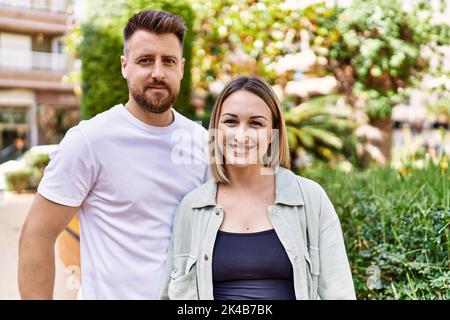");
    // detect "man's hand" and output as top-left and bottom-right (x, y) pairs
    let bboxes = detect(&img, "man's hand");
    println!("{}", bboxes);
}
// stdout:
(18, 193), (77, 299)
